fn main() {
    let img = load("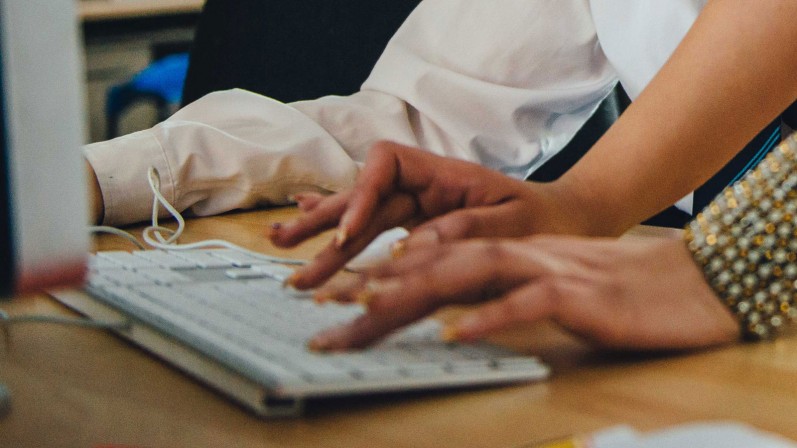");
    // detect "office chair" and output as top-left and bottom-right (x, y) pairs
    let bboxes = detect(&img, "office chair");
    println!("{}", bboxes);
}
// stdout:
(106, 53), (189, 139)
(181, 0), (421, 106)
